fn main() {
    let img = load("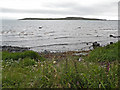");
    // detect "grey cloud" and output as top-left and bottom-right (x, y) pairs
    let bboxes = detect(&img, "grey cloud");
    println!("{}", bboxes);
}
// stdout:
(1, 1), (117, 17)
(68, 2), (117, 15)
(1, 8), (68, 14)
(44, 2), (79, 8)
(42, 1), (117, 16)
(1, 7), (84, 15)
